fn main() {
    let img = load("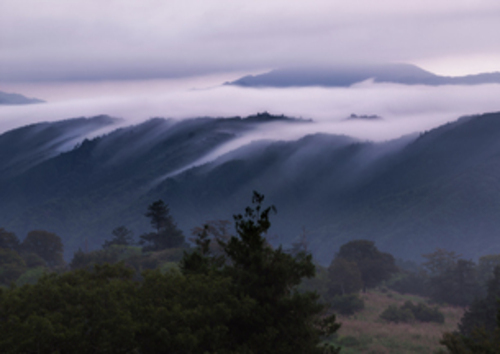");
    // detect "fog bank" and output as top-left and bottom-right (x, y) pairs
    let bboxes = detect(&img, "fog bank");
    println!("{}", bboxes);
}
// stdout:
(2, 79), (500, 142)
